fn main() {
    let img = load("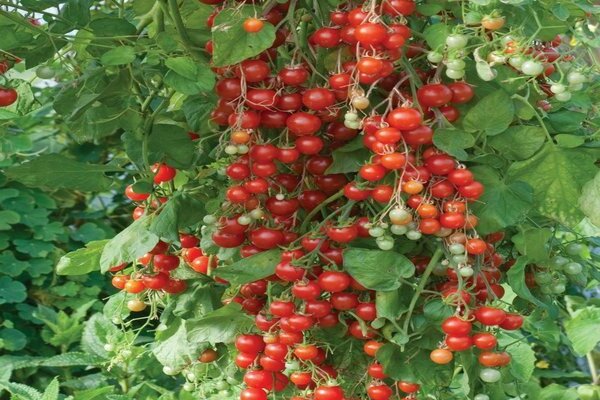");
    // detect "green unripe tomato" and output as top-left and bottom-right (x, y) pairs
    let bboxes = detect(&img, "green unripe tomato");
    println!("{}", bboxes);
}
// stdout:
(480, 368), (502, 383)
(183, 382), (195, 392)
(550, 255), (569, 269)
(563, 262), (583, 275)
(551, 282), (566, 294)
(369, 227), (385, 238)
(446, 34), (468, 49)
(215, 380), (229, 391)
(566, 243), (585, 256)
(554, 92), (572, 102)
(390, 224), (408, 235)
(464, 11), (483, 25)
(376, 236), (394, 250)
(474, 395), (490, 400)
(406, 230), (422, 240)
(203, 214), (217, 224)
(427, 51), (444, 63)
(446, 68), (465, 79)
(36, 65), (55, 79)
(448, 243), (465, 255)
